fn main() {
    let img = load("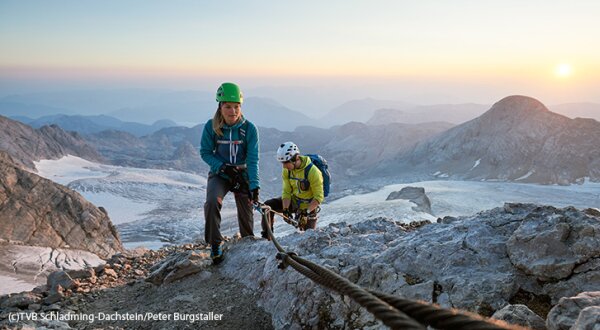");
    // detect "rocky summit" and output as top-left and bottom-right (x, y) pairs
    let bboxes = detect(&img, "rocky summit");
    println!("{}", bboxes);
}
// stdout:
(2, 203), (598, 329)
(219, 203), (600, 328)
(385, 95), (600, 185)
(0, 151), (123, 259)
